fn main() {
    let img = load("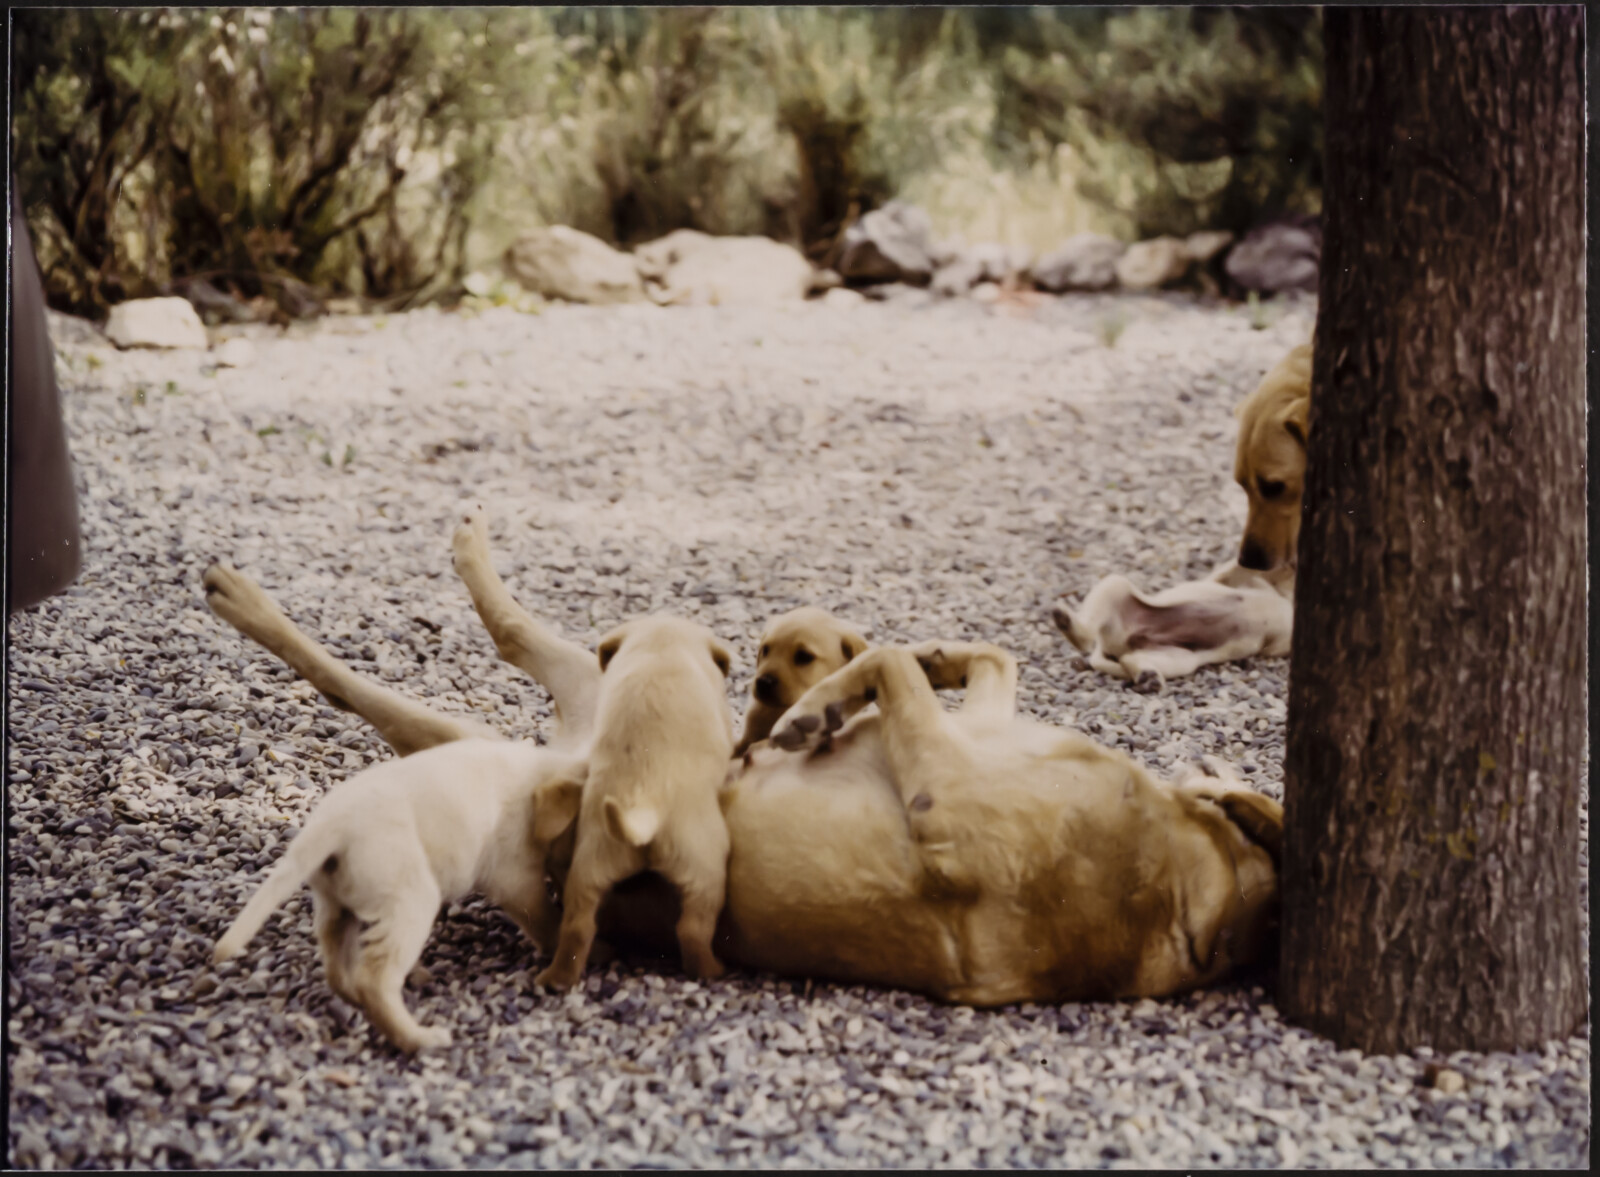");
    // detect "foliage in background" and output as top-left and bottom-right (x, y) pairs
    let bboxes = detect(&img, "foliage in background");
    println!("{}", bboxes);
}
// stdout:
(12, 6), (1325, 318)
(1001, 7), (1324, 238)
(12, 7), (540, 316)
